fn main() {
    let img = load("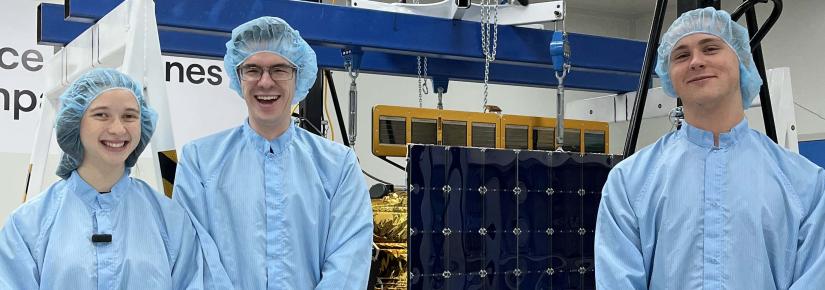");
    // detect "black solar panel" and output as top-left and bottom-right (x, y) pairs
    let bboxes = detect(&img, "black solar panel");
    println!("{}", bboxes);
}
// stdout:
(407, 144), (620, 289)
